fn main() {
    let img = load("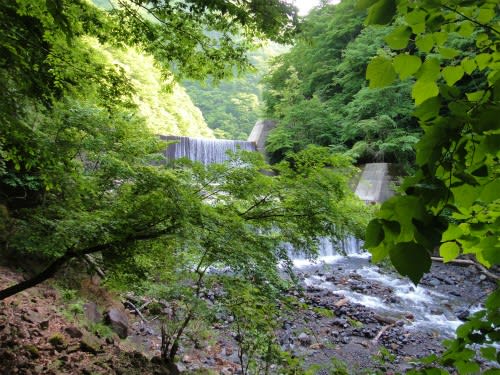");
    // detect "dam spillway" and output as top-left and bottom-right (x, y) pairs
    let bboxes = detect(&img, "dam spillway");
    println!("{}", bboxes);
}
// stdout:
(160, 135), (256, 165)
(354, 163), (393, 203)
